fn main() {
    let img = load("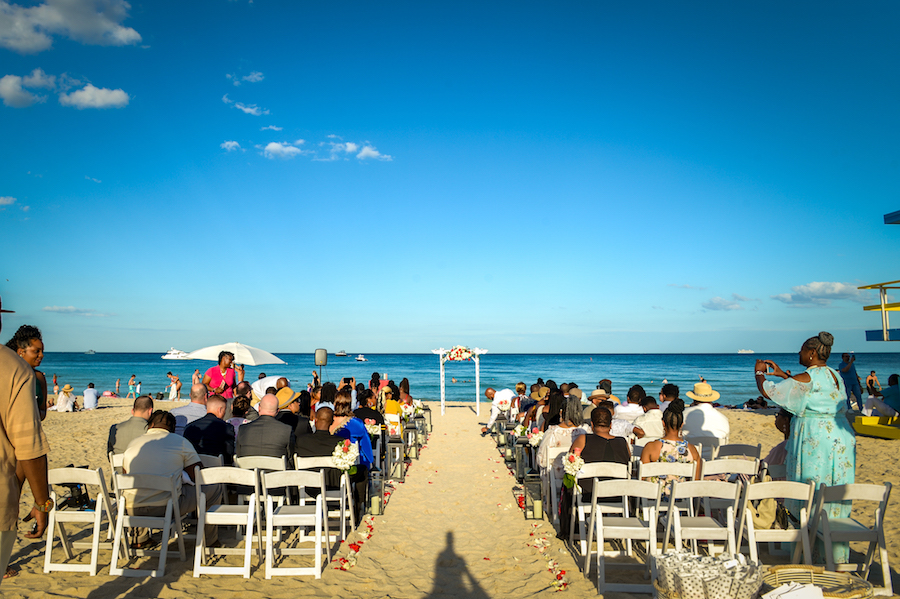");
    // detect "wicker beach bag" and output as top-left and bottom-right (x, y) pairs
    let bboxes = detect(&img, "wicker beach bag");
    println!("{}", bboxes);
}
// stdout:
(762, 565), (874, 599)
